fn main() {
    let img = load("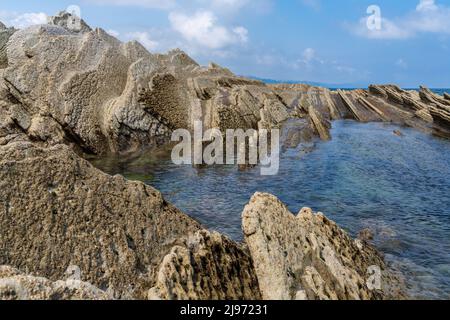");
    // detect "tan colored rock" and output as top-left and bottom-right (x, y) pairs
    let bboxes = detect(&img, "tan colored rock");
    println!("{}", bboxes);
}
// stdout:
(419, 87), (450, 128)
(0, 266), (111, 300)
(0, 140), (201, 299)
(47, 11), (92, 34)
(307, 105), (331, 141)
(0, 22), (15, 68)
(2, 13), (293, 156)
(148, 230), (261, 300)
(242, 192), (404, 300)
